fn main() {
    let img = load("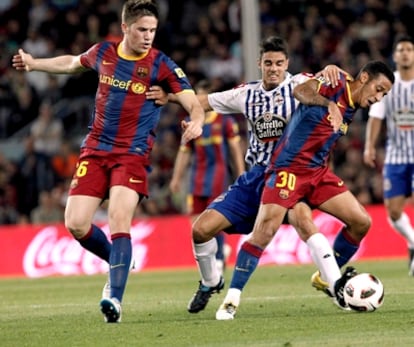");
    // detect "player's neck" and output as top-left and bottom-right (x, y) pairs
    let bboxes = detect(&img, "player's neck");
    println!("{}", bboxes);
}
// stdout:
(398, 66), (414, 81)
